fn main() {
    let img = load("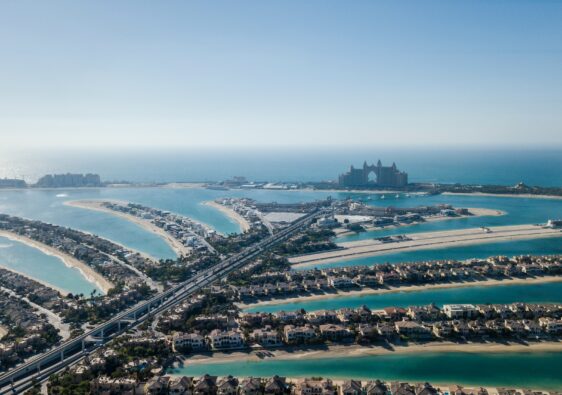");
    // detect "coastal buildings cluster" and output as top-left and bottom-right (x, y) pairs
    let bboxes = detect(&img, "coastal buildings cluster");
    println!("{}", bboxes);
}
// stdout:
(78, 374), (545, 395)
(0, 292), (60, 372)
(330, 200), (469, 221)
(35, 173), (102, 188)
(1, 191), (562, 391)
(202, 301), (561, 349)
(211, 198), (473, 236)
(43, 288), (562, 394)
(228, 255), (562, 301)
(0, 268), (65, 312)
(0, 173), (103, 188)
(205, 176), (300, 191)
